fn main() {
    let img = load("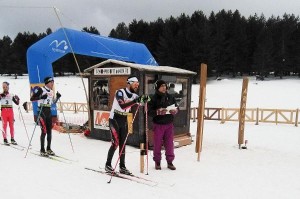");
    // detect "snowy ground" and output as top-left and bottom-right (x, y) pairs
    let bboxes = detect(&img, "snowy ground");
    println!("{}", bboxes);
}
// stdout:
(0, 75), (300, 199)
